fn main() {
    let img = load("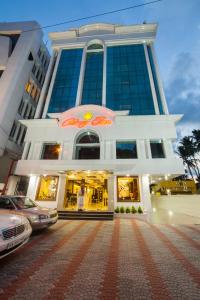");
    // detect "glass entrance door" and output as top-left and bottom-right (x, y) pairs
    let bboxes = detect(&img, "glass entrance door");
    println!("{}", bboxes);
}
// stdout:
(64, 171), (108, 211)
